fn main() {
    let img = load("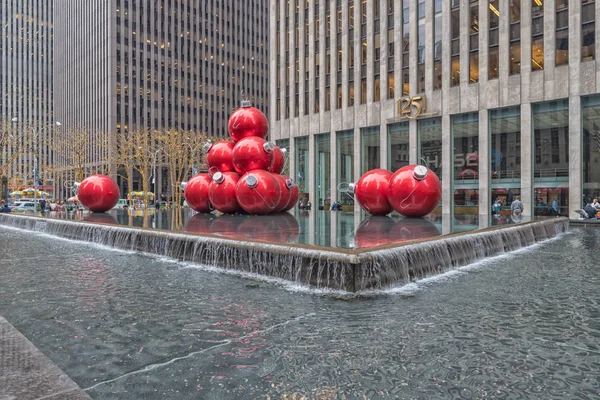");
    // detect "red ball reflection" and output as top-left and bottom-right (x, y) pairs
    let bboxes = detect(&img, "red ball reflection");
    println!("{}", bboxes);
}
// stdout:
(208, 214), (250, 239)
(209, 171), (241, 214)
(83, 213), (118, 225)
(206, 141), (235, 173)
(184, 213), (217, 235)
(390, 218), (441, 242)
(354, 216), (397, 248)
(78, 174), (120, 213)
(268, 147), (286, 175)
(232, 137), (275, 174)
(387, 165), (442, 218)
(184, 174), (213, 213)
(355, 169), (394, 216)
(236, 170), (281, 215)
(236, 214), (300, 243)
(228, 106), (269, 142)
(272, 174), (293, 213)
